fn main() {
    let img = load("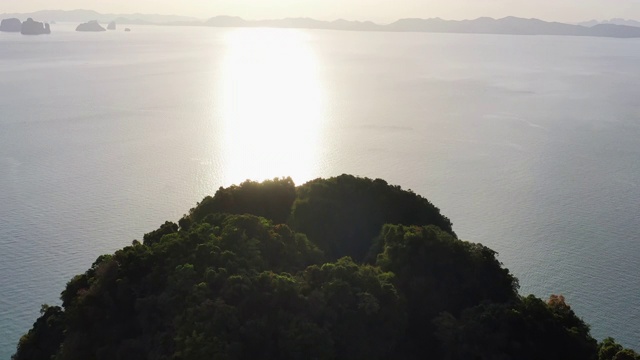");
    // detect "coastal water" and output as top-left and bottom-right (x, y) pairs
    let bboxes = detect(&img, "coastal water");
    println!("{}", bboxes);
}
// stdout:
(1, 23), (639, 357)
